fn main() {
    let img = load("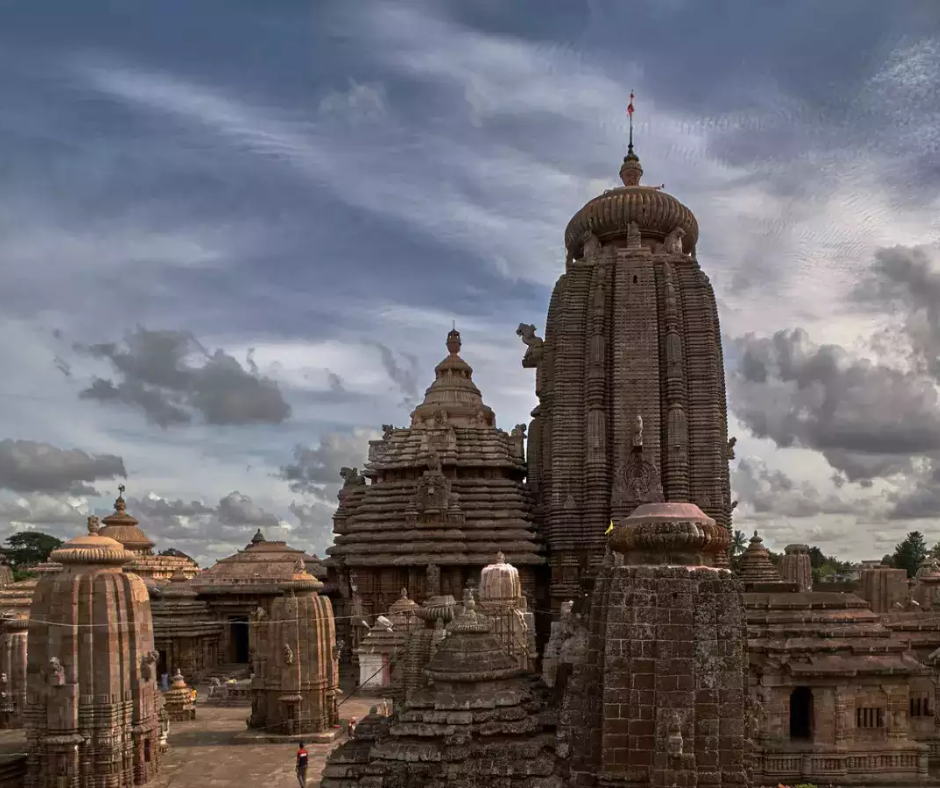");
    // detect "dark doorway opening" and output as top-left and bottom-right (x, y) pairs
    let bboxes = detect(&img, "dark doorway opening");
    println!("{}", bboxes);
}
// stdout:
(230, 616), (250, 663)
(790, 686), (814, 740)
(157, 650), (168, 679)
